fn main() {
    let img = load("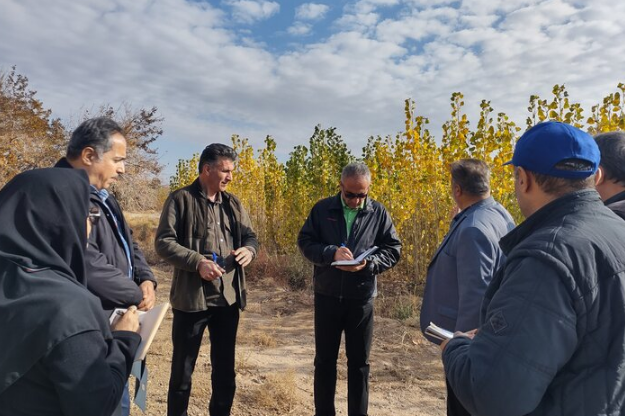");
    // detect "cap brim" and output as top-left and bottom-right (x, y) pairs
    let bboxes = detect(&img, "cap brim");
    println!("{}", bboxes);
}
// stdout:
(502, 160), (513, 166)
